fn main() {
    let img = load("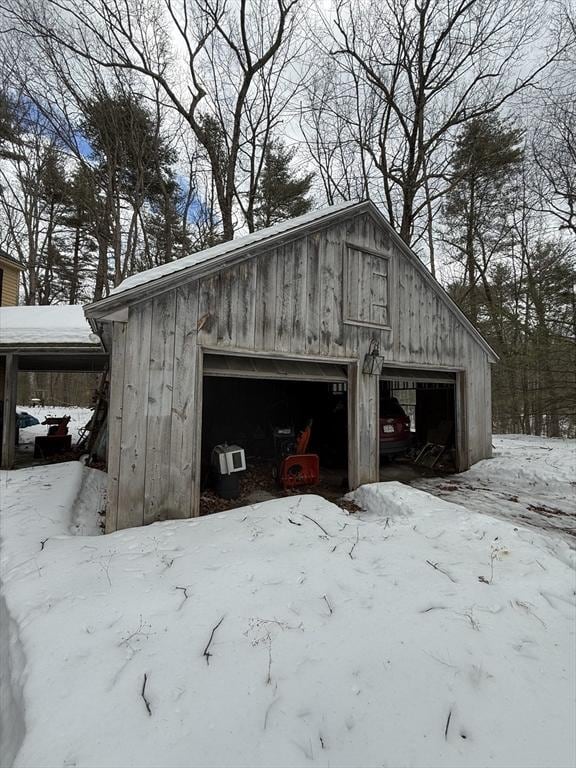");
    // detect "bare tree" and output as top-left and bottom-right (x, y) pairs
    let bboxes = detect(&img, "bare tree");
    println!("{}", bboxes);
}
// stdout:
(305, 0), (563, 255)
(532, 4), (576, 237)
(3, 0), (305, 241)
